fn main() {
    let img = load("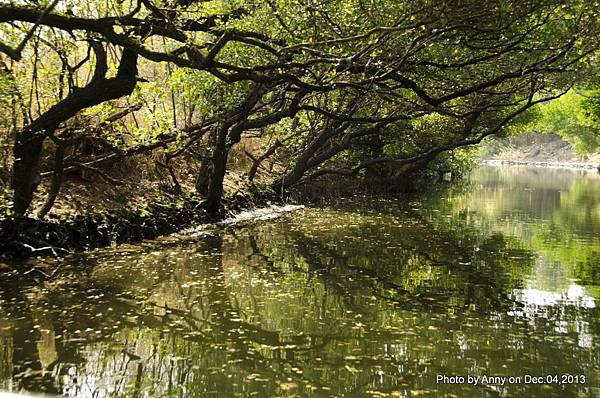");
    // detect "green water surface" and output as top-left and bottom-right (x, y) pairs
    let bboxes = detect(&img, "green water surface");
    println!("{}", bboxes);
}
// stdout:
(0, 165), (598, 397)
